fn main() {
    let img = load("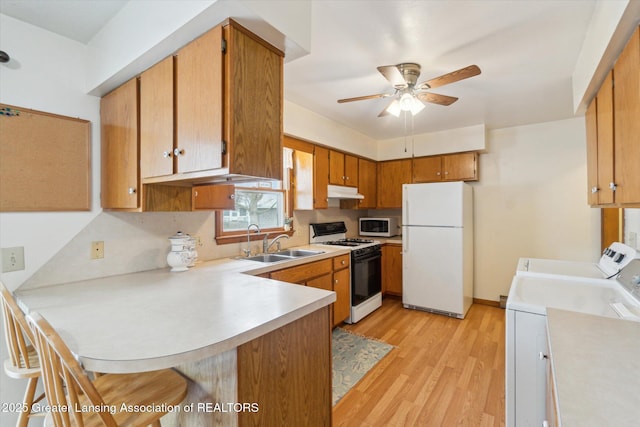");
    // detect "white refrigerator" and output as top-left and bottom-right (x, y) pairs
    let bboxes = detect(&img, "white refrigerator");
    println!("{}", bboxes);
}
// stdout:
(402, 182), (473, 319)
